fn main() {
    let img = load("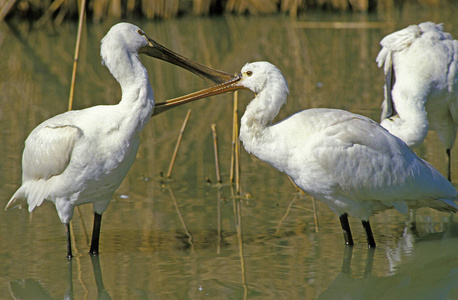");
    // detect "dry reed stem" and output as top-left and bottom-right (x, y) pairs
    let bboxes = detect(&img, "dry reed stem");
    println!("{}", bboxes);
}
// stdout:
(1, 1), (437, 22)
(235, 129), (241, 194)
(312, 197), (318, 232)
(75, 207), (90, 246)
(0, 0), (17, 21)
(193, 0), (212, 15)
(168, 186), (195, 252)
(69, 222), (77, 255)
(35, 0), (65, 27)
(69, 0), (88, 245)
(126, 0), (135, 16)
(226, 0), (278, 14)
(70, 219), (91, 300)
(288, 176), (302, 193)
(109, 0), (122, 18)
(232, 190), (248, 299)
(166, 109), (191, 179)
(281, 0), (303, 17)
(288, 176), (319, 232)
(72, 237), (89, 298)
(230, 91), (241, 194)
(229, 93), (237, 183)
(216, 188), (222, 254)
(211, 123), (222, 183)
(92, 0), (109, 22)
(68, 0), (87, 111)
(237, 201), (248, 299)
(53, 1), (69, 26)
(275, 194), (298, 234)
